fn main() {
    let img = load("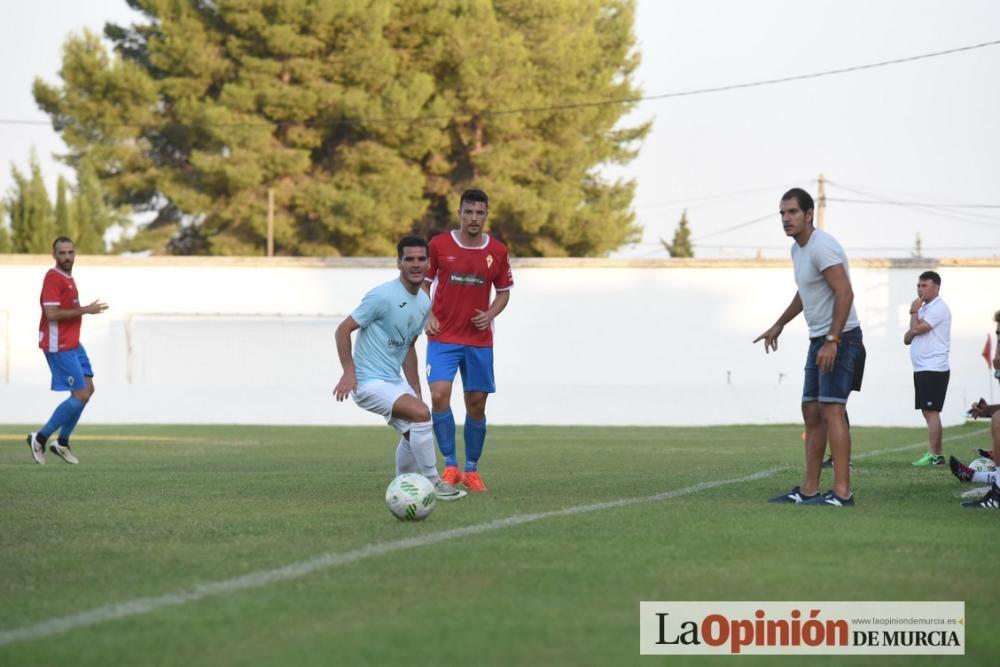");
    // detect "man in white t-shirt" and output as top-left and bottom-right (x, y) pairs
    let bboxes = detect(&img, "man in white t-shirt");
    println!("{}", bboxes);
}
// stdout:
(755, 188), (865, 507)
(904, 271), (951, 466)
